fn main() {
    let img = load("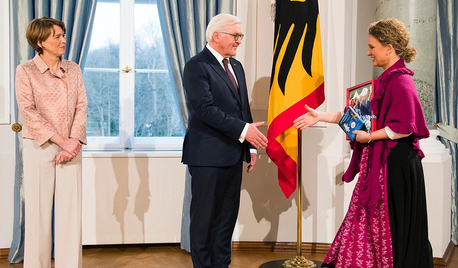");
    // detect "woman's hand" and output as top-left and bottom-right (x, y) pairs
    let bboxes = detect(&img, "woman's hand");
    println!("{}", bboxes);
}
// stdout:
(293, 105), (320, 130)
(353, 130), (372, 143)
(51, 134), (82, 157)
(60, 138), (82, 157)
(54, 150), (74, 165)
